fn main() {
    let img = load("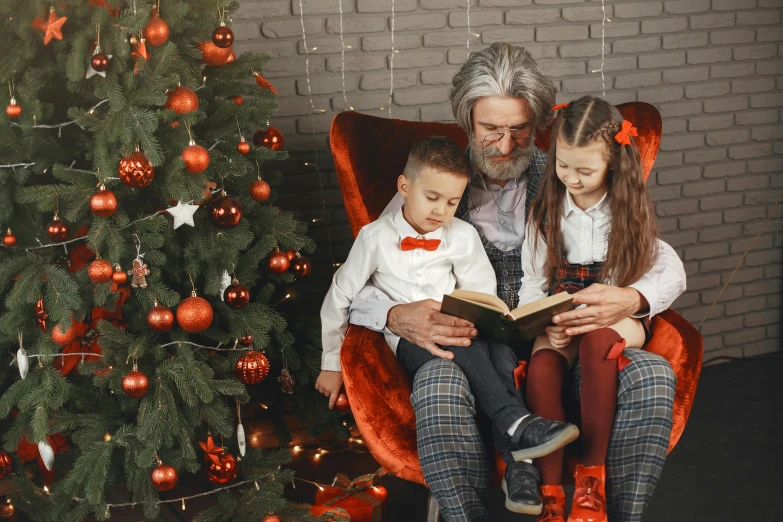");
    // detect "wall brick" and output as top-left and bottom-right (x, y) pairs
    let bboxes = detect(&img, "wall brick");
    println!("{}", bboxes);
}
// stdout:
(483, 27), (535, 43)
(360, 70), (417, 90)
(682, 178), (726, 196)
(685, 81), (731, 98)
(736, 109), (780, 125)
(732, 77), (777, 93)
(756, 60), (783, 75)
(613, 36), (662, 53)
(687, 47), (733, 64)
(750, 92), (783, 107)
(424, 31), (474, 48)
(326, 55), (387, 73)
(392, 50), (445, 69)
(588, 56), (639, 73)
(357, 0), (417, 12)
(707, 128), (751, 145)
(295, 0), (355, 15)
(713, 0), (758, 9)
(663, 32), (709, 49)
(506, 8), (561, 24)
(393, 86), (449, 105)
(614, 70), (662, 89)
(690, 13), (735, 29)
(362, 34), (419, 52)
(757, 26), (783, 41)
(449, 10), (502, 27)
(560, 42), (604, 57)
(395, 13), (446, 31)
(590, 21), (640, 38)
(640, 51), (687, 69)
(234, 1), (289, 20)
(700, 192), (745, 209)
(638, 85), (685, 102)
(616, 2), (665, 17)
(537, 59), (586, 77)
(737, 10), (782, 24)
(536, 25), (589, 41)
(420, 68), (459, 85)
(642, 17), (689, 33)
(684, 147), (728, 163)
(711, 63), (756, 78)
(733, 44), (778, 60)
(704, 95), (749, 112)
(563, 5), (613, 21)
(664, 0), (711, 13)
(689, 113), (734, 131)
(325, 16), (387, 34)
(698, 223), (743, 241)
(710, 28), (756, 45)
